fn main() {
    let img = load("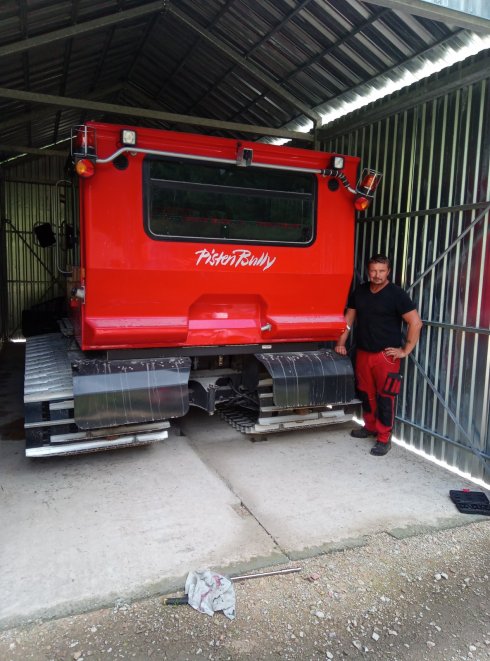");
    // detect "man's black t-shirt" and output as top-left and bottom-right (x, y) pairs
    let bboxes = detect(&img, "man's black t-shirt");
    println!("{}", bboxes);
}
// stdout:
(347, 282), (416, 353)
